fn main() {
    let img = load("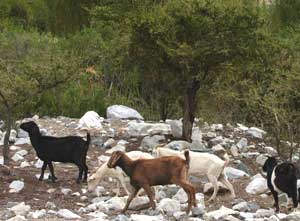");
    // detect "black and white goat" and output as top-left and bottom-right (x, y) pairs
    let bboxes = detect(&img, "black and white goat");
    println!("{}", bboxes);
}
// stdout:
(262, 156), (299, 212)
(20, 121), (90, 183)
